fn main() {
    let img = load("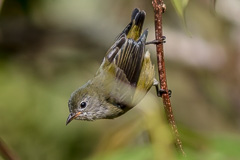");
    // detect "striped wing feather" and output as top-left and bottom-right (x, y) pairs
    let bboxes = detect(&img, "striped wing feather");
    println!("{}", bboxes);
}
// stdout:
(106, 31), (147, 86)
